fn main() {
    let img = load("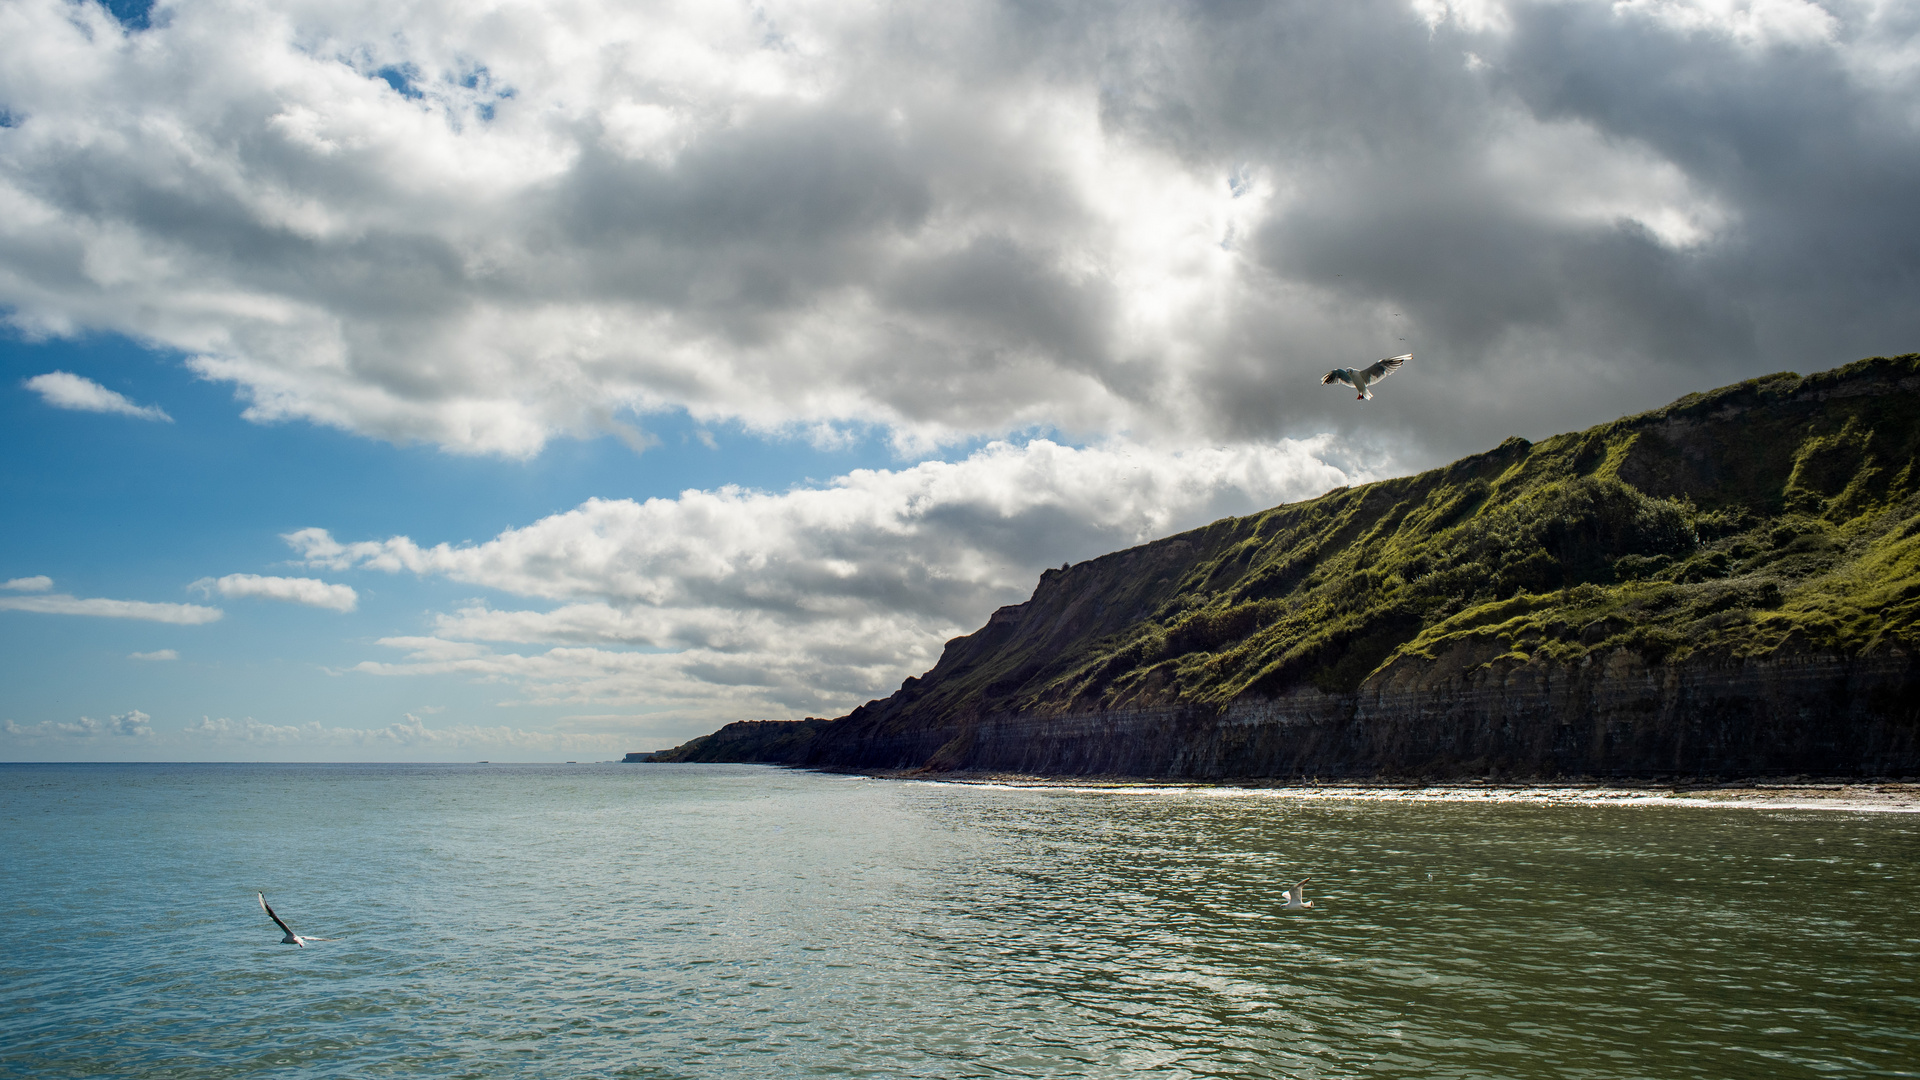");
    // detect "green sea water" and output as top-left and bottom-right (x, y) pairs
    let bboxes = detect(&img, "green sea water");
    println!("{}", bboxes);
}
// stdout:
(1, 762), (1914, 1078)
